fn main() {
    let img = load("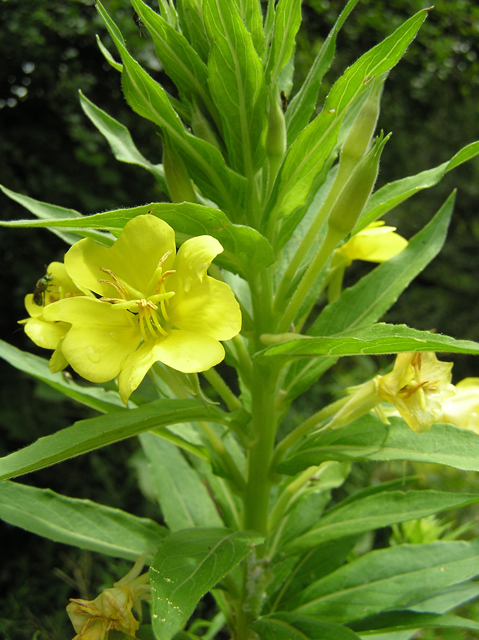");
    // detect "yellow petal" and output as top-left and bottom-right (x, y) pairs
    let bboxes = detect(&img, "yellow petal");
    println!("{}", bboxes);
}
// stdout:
(340, 224), (408, 263)
(169, 276), (241, 340)
(44, 298), (140, 383)
(65, 215), (176, 298)
(23, 316), (70, 350)
(442, 378), (479, 432)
